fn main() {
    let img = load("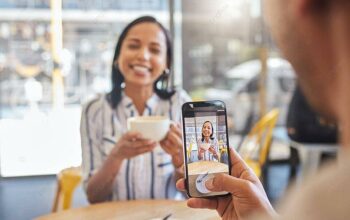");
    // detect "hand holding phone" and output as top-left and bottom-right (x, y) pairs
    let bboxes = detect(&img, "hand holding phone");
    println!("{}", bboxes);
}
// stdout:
(175, 149), (276, 218)
(182, 100), (231, 198)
